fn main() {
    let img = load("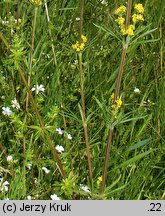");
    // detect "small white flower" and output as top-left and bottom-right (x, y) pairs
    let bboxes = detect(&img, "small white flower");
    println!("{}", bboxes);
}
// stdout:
(100, 0), (108, 6)
(134, 87), (141, 94)
(42, 167), (50, 174)
(27, 195), (32, 200)
(27, 163), (32, 170)
(6, 155), (13, 162)
(31, 84), (45, 94)
(2, 107), (12, 116)
(76, 17), (80, 21)
(56, 128), (63, 135)
(80, 184), (90, 193)
(55, 145), (64, 153)
(67, 133), (72, 140)
(4, 198), (9, 200)
(3, 181), (9, 186)
(50, 194), (60, 200)
(11, 98), (20, 110)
